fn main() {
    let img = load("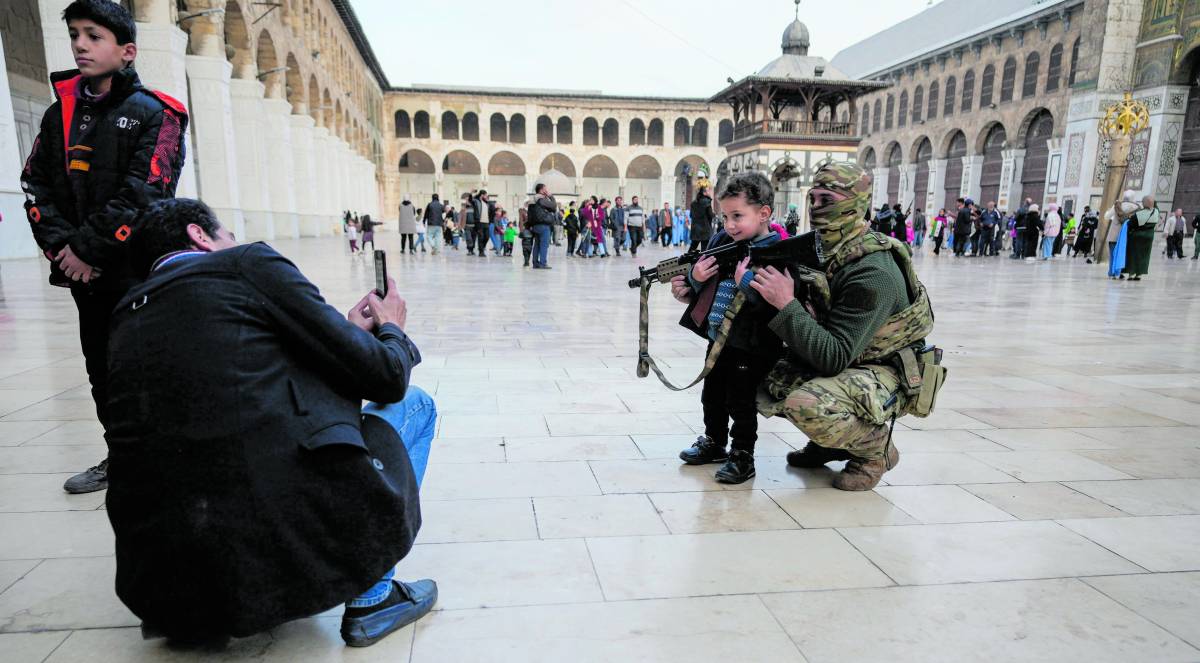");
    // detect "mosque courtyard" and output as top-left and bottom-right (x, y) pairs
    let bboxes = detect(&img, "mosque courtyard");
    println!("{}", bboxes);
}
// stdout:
(0, 233), (1199, 662)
